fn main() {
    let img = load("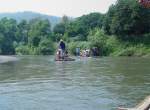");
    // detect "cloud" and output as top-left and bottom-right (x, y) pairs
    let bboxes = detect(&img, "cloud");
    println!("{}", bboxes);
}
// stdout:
(0, 0), (116, 17)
